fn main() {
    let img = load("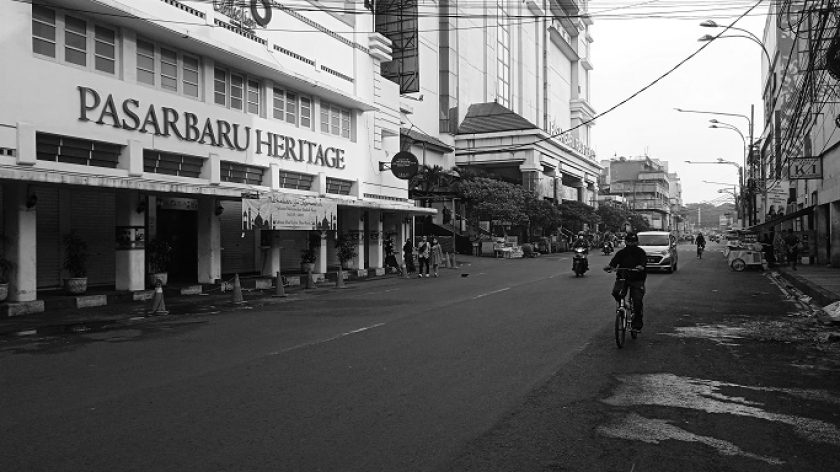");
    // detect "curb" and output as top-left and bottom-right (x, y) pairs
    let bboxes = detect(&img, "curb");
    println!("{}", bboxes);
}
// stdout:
(776, 269), (840, 307)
